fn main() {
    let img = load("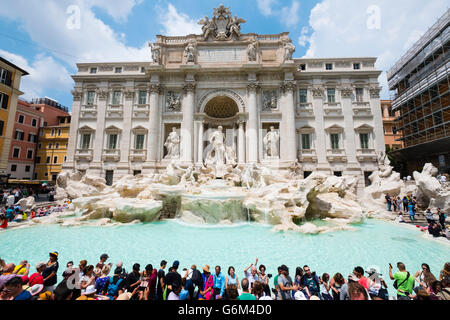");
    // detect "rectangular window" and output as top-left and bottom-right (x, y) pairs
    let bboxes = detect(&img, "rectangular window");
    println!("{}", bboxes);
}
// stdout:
(135, 134), (145, 150)
(27, 150), (33, 159)
(11, 165), (17, 172)
(13, 148), (20, 158)
(18, 114), (25, 124)
(115, 67), (122, 73)
(0, 68), (11, 86)
(53, 156), (58, 164)
(0, 120), (4, 136)
(90, 67), (97, 74)
(15, 130), (24, 141)
(334, 171), (342, 177)
(32, 118), (38, 127)
(51, 129), (55, 136)
(138, 91), (147, 105)
(0, 92), (9, 109)
(355, 88), (364, 102)
(48, 143), (53, 149)
(46, 157), (50, 164)
(360, 133), (369, 149)
(330, 134), (340, 149)
(112, 91), (121, 105)
(25, 165), (31, 173)
(81, 134), (91, 150)
(58, 129), (62, 136)
(55, 143), (60, 149)
(36, 157), (41, 164)
(353, 63), (361, 70)
(108, 134), (118, 150)
(392, 126), (398, 135)
(301, 134), (311, 150)
(299, 89), (307, 104)
(87, 91), (96, 105)
(325, 63), (333, 70)
(299, 64), (306, 71)
(327, 89), (336, 103)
